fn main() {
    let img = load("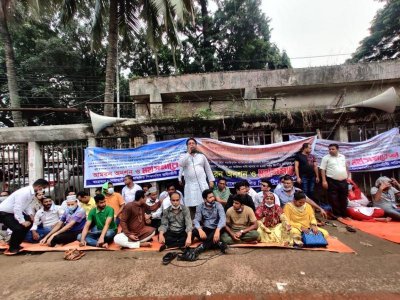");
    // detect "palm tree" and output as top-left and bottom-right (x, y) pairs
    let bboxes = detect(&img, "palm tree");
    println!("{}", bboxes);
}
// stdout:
(0, 0), (23, 126)
(61, 0), (194, 116)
